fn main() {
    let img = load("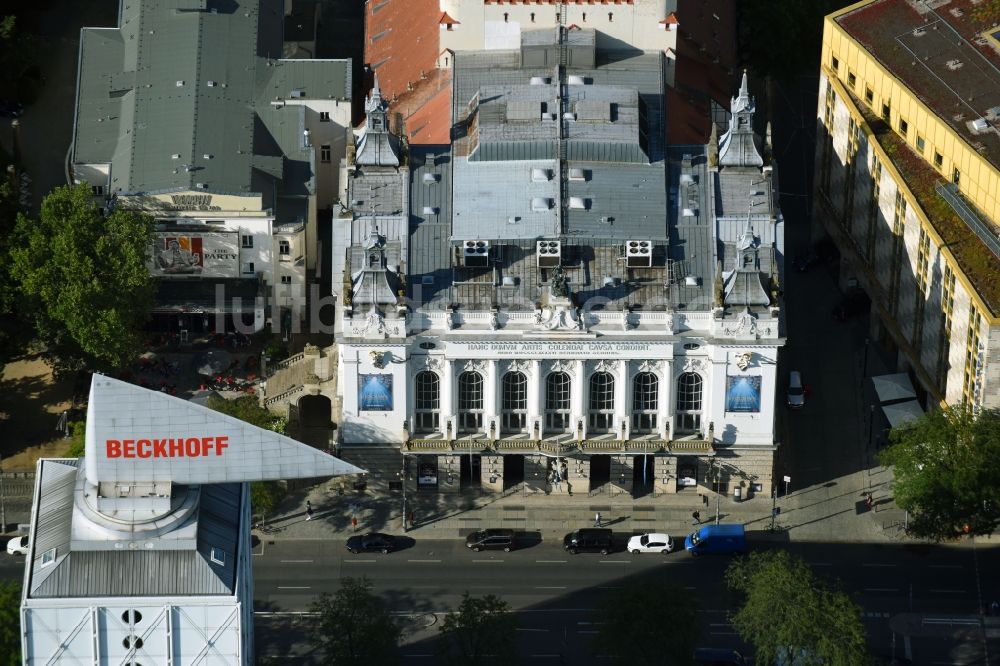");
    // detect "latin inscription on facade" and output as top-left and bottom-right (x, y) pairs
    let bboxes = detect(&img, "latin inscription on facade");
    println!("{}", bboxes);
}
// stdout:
(447, 341), (668, 359)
